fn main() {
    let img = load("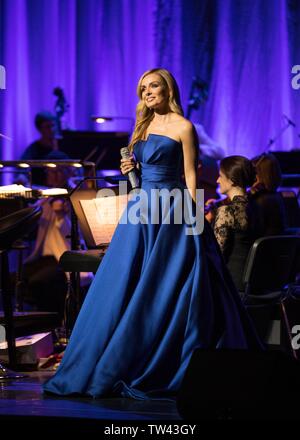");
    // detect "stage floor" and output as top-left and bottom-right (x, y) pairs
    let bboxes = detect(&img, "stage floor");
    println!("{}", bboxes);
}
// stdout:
(0, 371), (180, 424)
